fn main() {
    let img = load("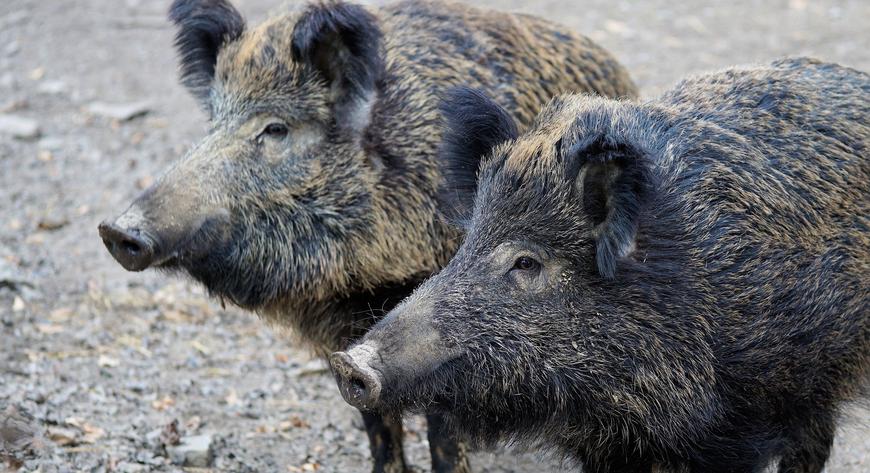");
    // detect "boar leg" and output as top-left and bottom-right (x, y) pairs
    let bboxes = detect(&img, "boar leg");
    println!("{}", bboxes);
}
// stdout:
(361, 411), (408, 473)
(777, 415), (834, 473)
(426, 412), (471, 473)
